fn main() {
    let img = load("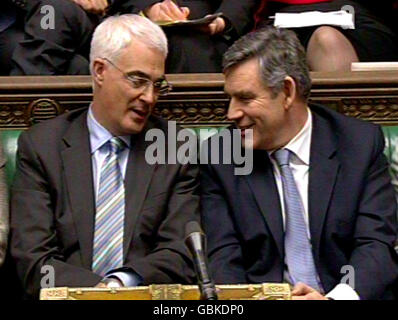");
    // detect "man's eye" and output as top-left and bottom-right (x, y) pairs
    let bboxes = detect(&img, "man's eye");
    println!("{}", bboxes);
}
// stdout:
(129, 77), (148, 87)
(238, 96), (253, 101)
